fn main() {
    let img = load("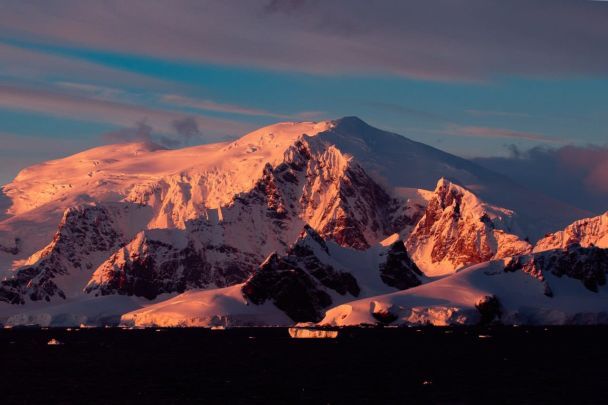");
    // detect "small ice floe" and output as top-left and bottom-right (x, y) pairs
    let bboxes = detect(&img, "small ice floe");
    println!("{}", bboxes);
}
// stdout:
(47, 338), (63, 346)
(288, 327), (338, 339)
